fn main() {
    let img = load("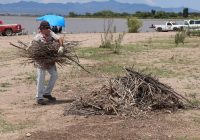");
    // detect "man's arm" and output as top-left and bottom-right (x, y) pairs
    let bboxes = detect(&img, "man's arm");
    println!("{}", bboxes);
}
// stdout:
(58, 37), (64, 54)
(50, 31), (64, 46)
(58, 37), (64, 47)
(50, 31), (64, 54)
